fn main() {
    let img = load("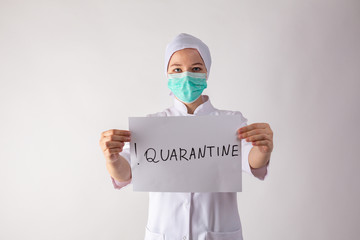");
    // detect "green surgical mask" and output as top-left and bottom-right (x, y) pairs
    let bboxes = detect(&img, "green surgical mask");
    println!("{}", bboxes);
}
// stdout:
(167, 71), (207, 103)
